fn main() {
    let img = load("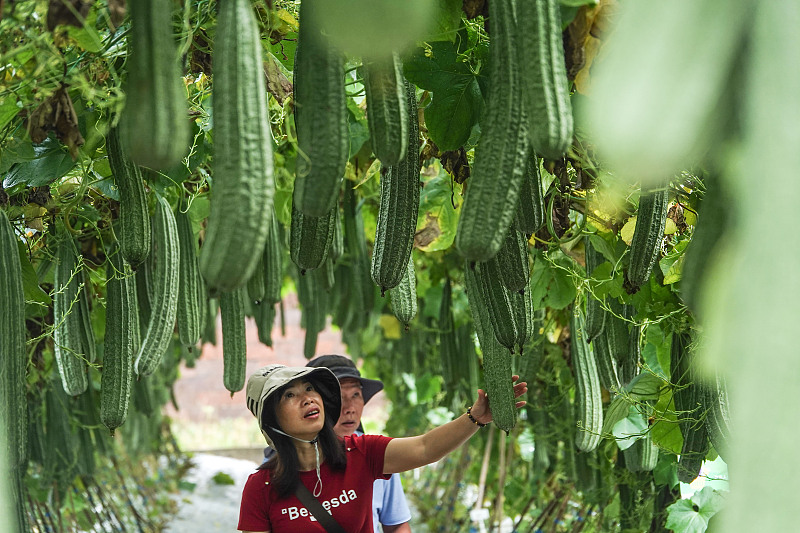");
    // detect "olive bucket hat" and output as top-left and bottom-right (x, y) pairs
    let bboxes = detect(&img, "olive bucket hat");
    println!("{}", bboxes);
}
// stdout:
(246, 364), (342, 448)
(306, 355), (384, 404)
